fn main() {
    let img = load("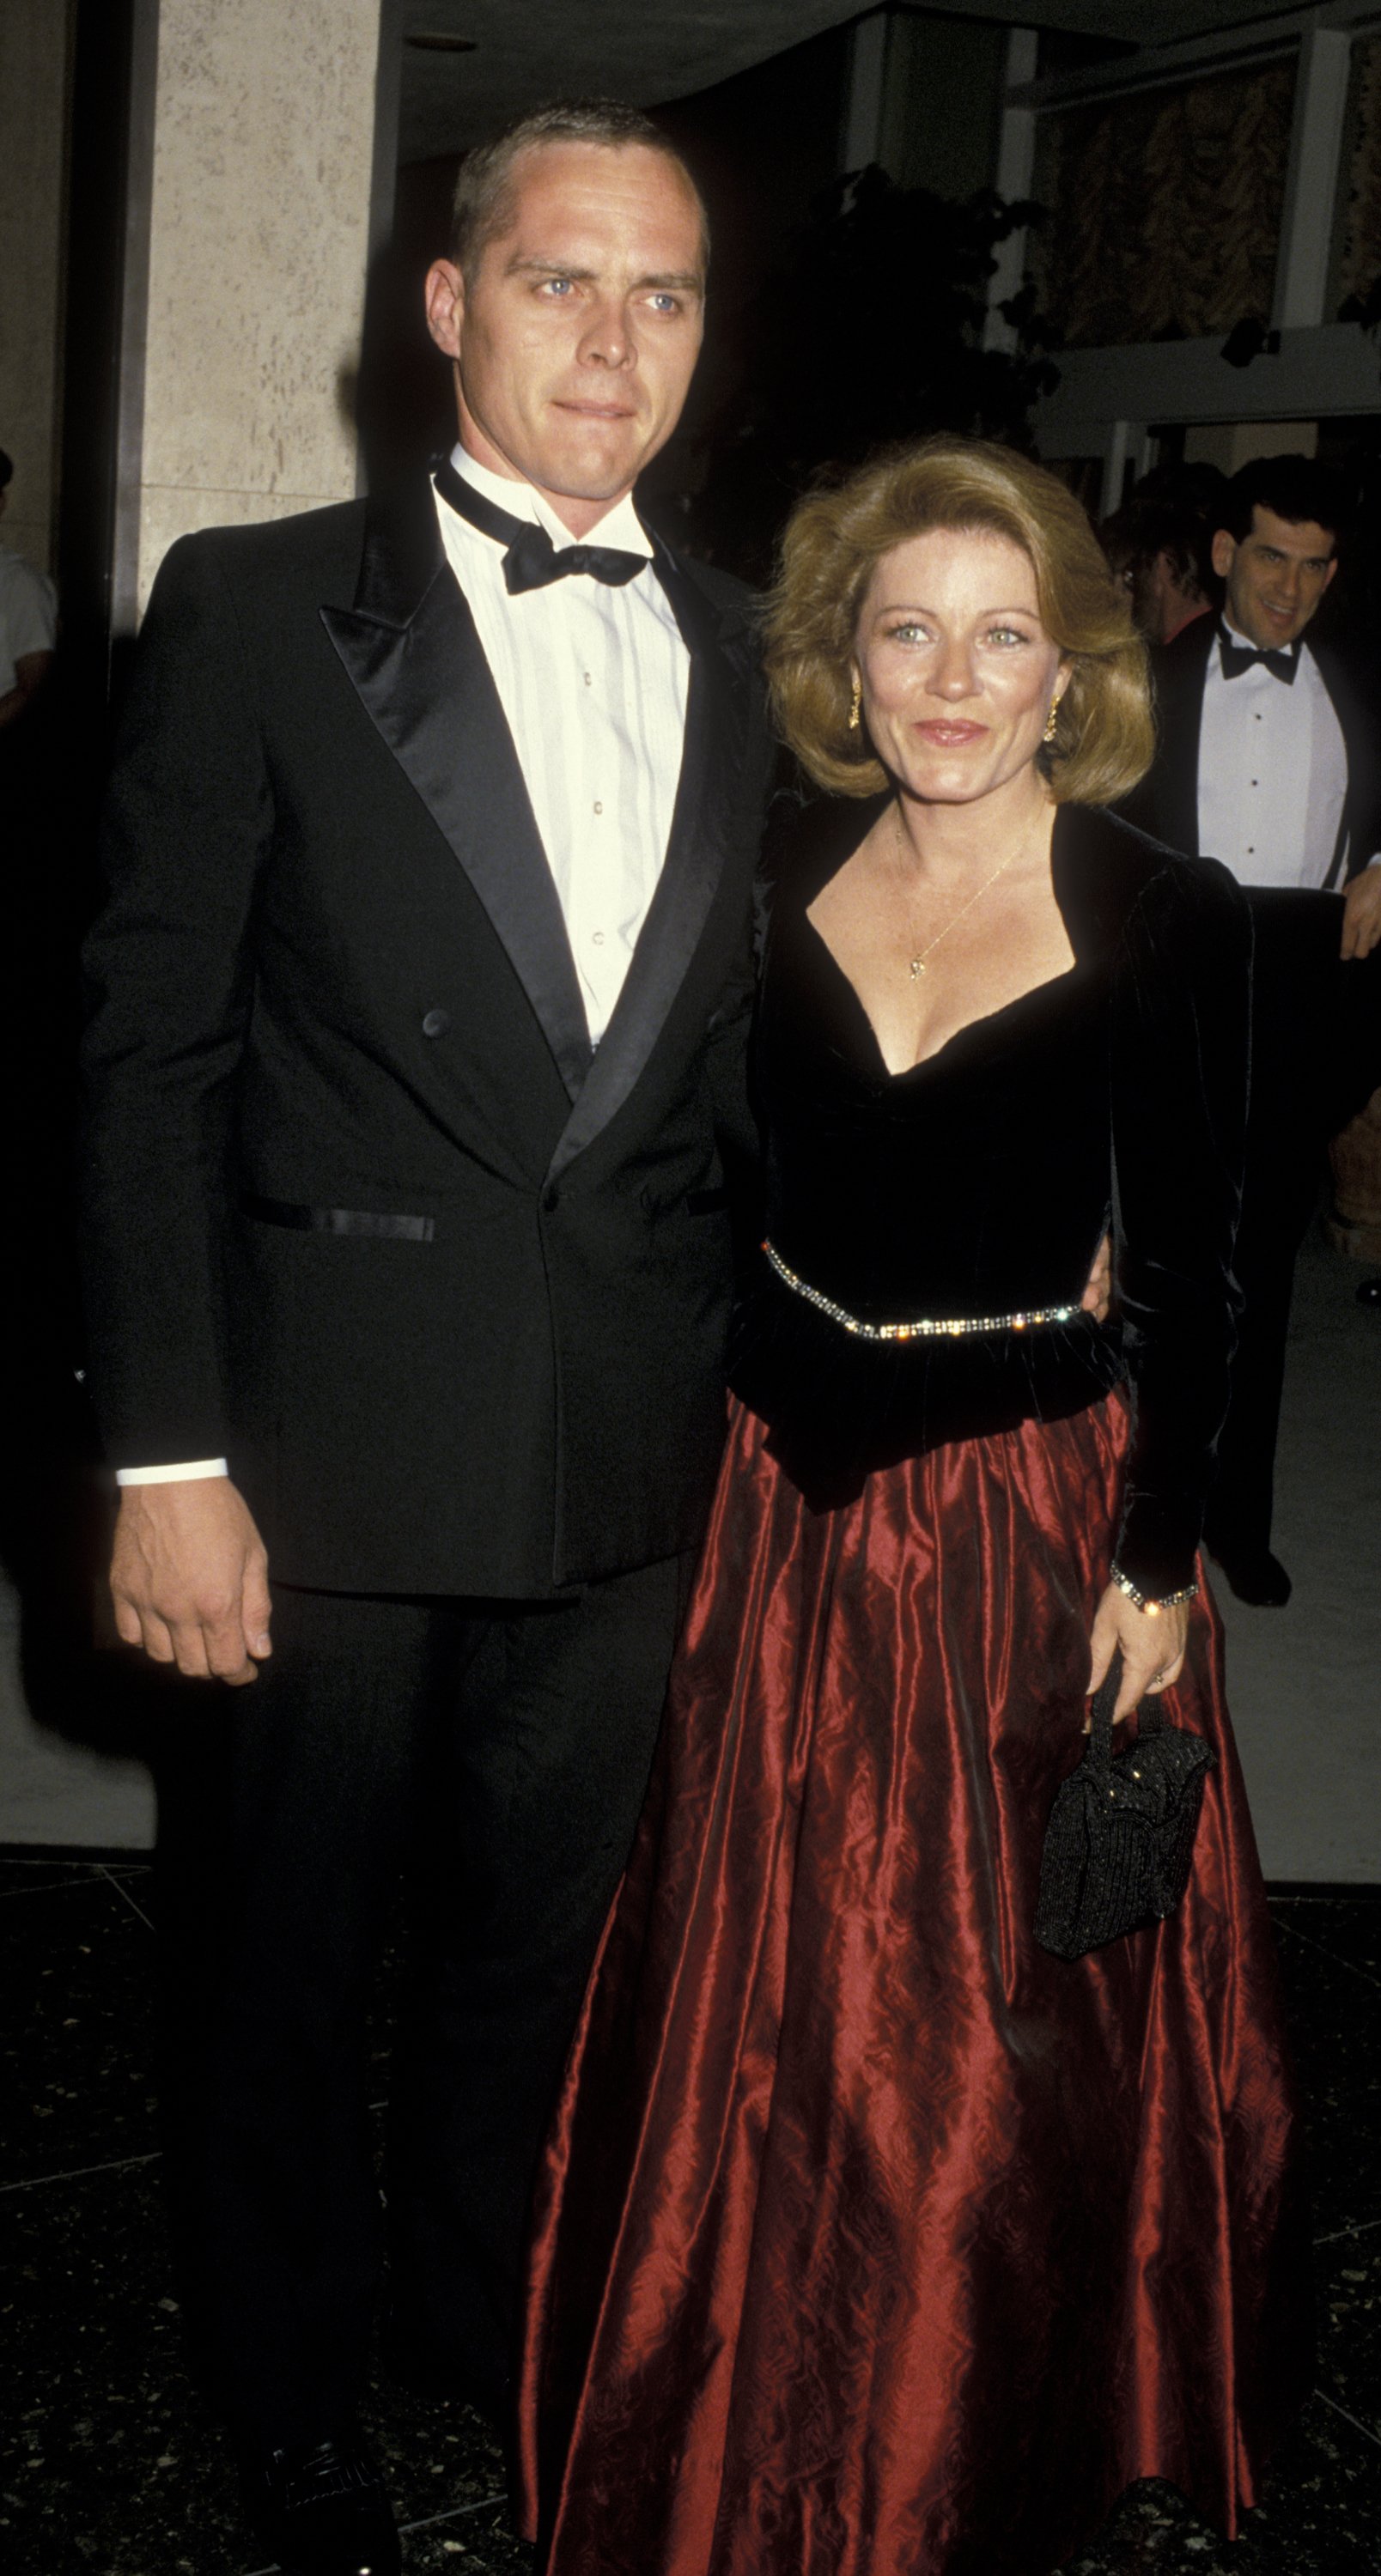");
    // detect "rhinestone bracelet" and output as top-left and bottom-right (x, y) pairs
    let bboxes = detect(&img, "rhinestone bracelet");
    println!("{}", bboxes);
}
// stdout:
(762, 1240), (1082, 1345)
(1109, 1564), (1199, 1617)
